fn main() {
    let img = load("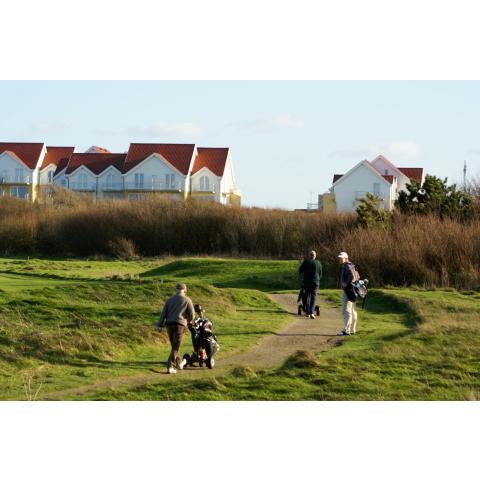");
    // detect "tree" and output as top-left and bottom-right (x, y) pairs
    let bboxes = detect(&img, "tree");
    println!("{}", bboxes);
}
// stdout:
(356, 192), (390, 227)
(396, 174), (472, 220)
